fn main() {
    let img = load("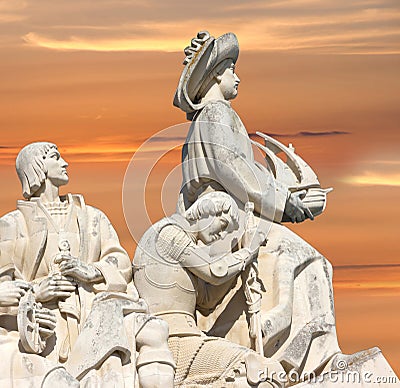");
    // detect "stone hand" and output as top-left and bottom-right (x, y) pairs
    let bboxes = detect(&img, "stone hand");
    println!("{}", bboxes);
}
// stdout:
(55, 256), (103, 283)
(35, 306), (57, 339)
(284, 190), (314, 223)
(0, 280), (31, 306)
(34, 275), (76, 303)
(241, 226), (266, 254)
(261, 304), (292, 345)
